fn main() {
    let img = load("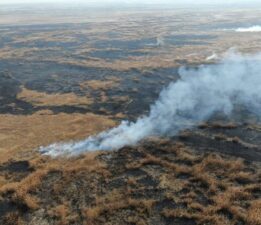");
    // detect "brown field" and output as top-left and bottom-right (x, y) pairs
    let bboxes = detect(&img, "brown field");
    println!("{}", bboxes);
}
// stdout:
(0, 113), (116, 165)
(80, 77), (121, 91)
(17, 87), (93, 107)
